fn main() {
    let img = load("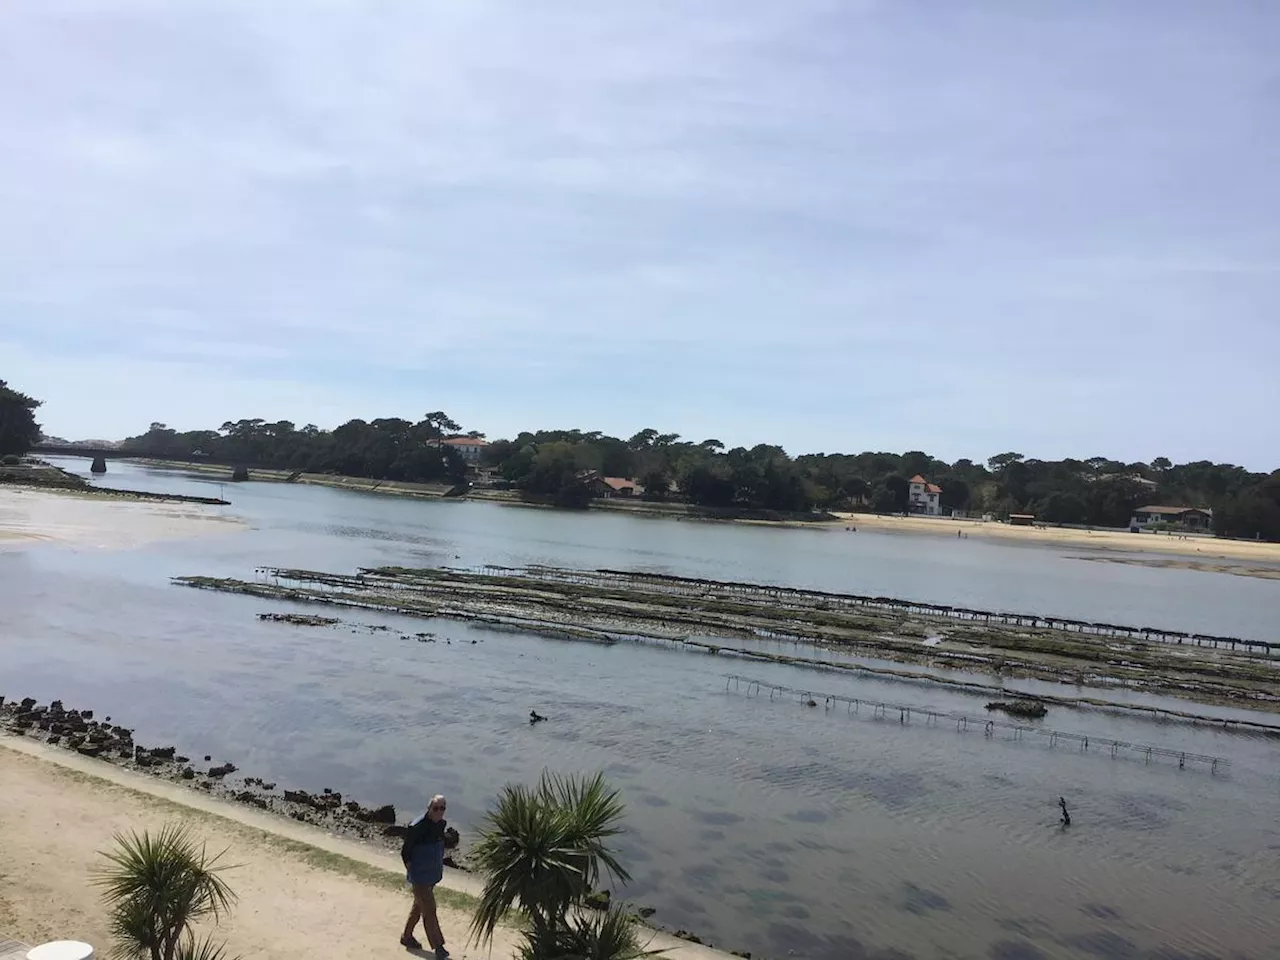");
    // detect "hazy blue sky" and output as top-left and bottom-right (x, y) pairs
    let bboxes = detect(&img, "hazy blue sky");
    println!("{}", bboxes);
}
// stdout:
(2, 2), (1277, 466)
